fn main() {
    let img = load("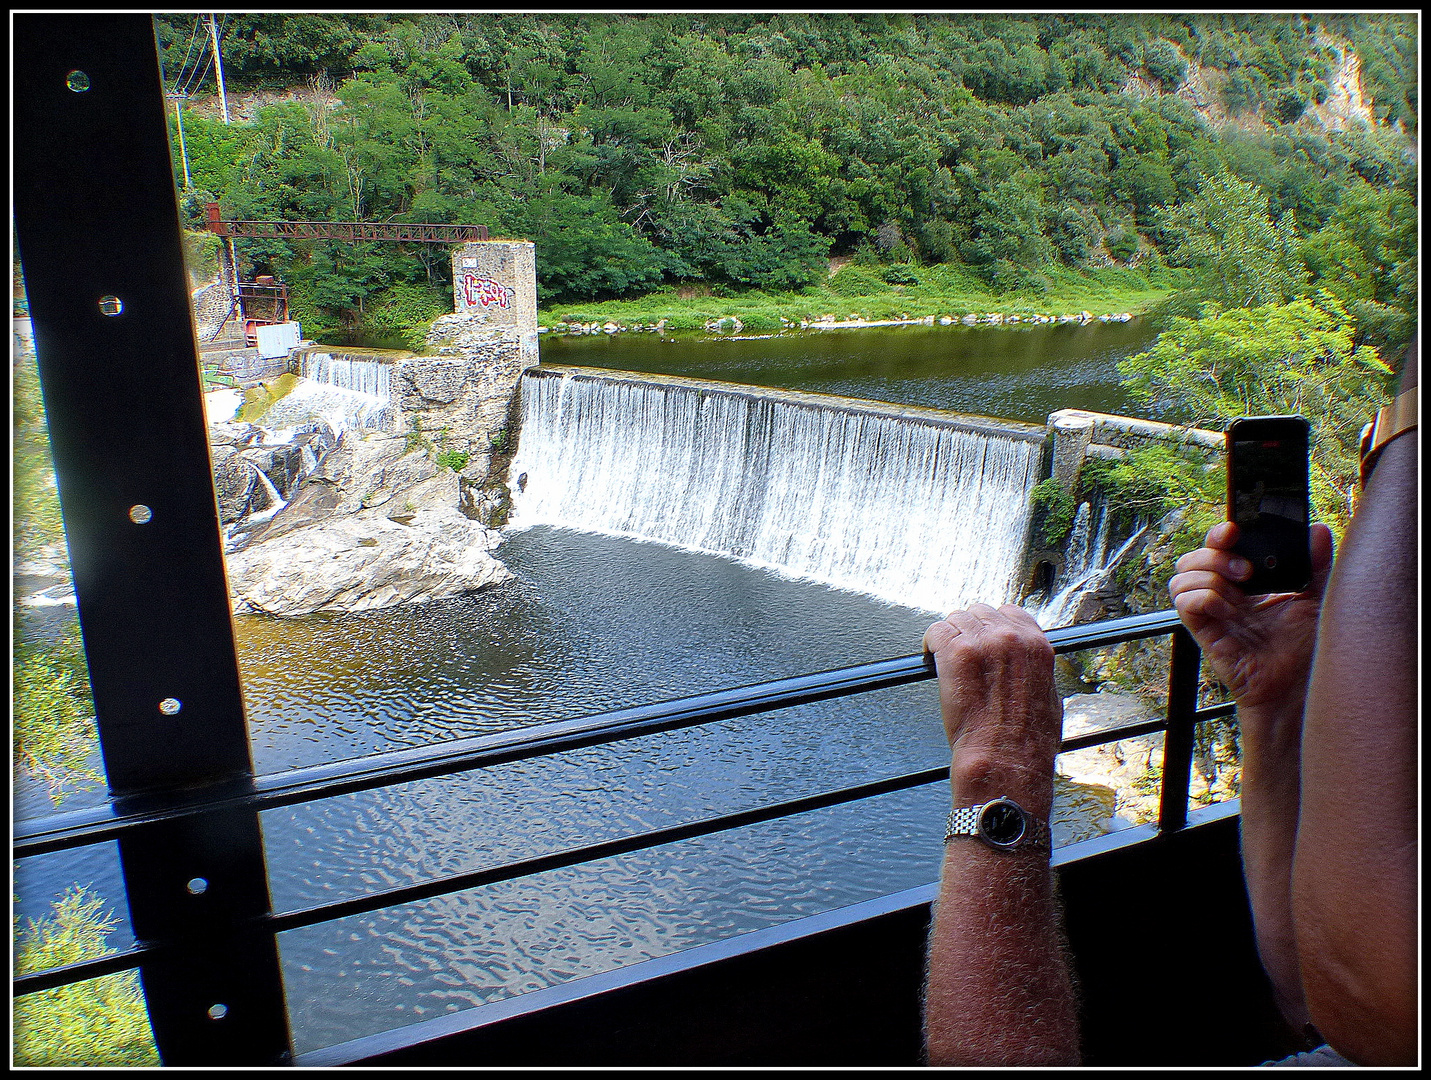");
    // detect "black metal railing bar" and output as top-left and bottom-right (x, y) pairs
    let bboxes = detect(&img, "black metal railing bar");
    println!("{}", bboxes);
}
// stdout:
(14, 611), (1184, 860)
(16, 635), (1231, 998)
(14, 697), (1231, 1001)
